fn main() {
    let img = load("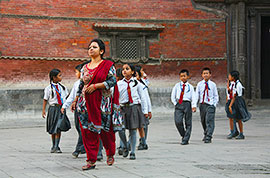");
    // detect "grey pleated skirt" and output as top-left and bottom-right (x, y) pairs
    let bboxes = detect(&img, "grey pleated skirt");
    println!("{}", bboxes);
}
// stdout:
(47, 105), (70, 134)
(121, 104), (145, 130)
